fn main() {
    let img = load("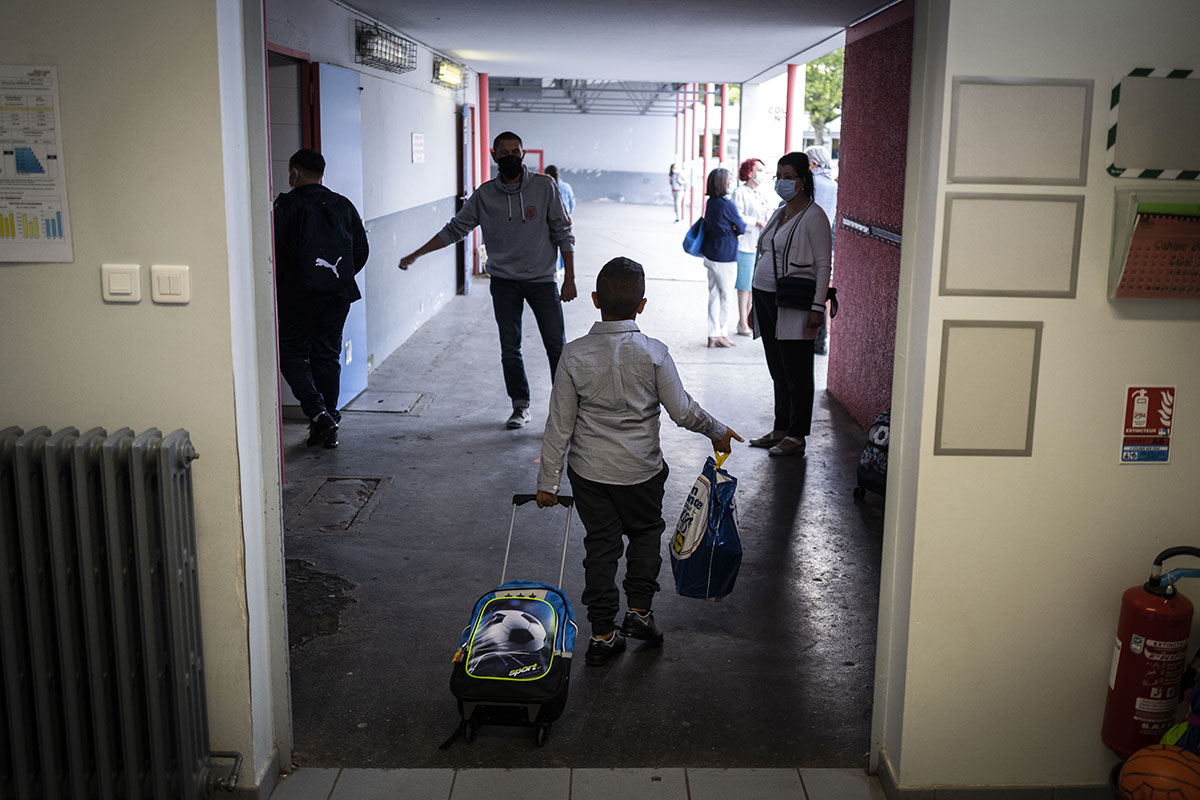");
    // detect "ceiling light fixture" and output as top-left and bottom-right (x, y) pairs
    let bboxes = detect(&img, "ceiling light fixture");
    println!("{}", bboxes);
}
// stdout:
(433, 56), (465, 89)
(354, 20), (416, 74)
